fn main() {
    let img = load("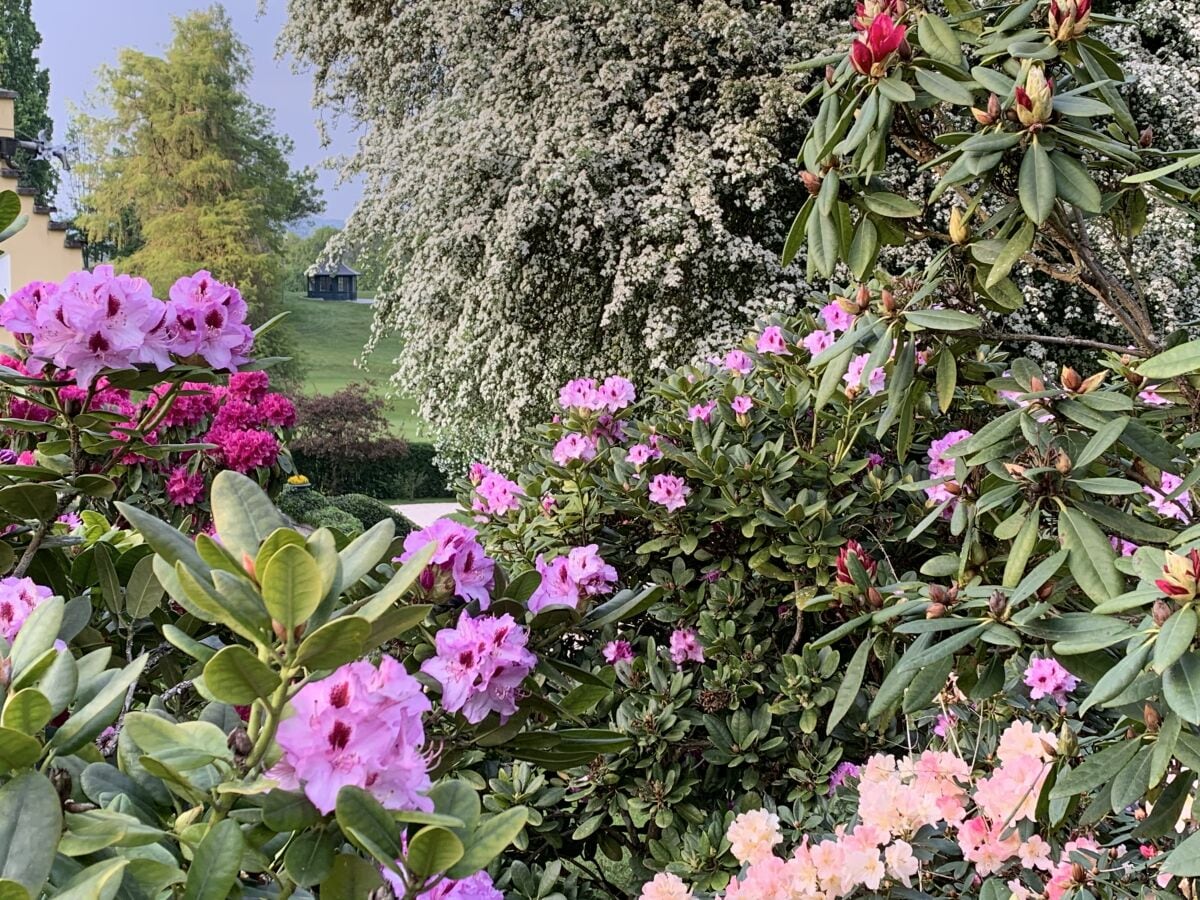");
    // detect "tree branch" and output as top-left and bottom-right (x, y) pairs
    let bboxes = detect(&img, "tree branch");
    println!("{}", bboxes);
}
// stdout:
(988, 330), (1142, 357)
